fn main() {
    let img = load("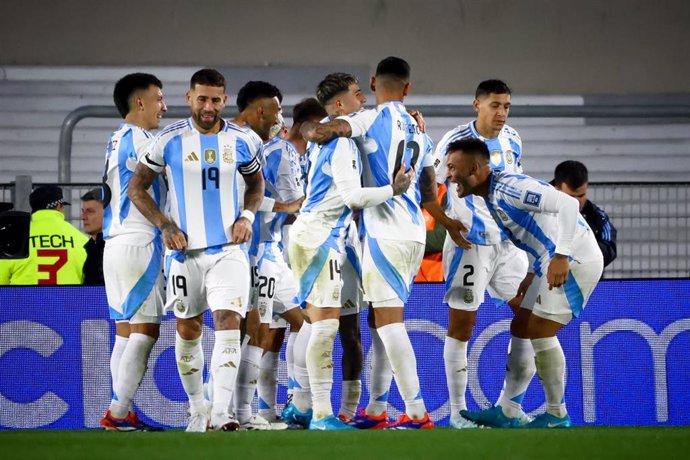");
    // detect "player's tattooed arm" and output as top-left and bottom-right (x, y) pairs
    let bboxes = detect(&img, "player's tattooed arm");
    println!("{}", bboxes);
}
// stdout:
(419, 166), (471, 250)
(129, 163), (187, 250)
(300, 119), (352, 144)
